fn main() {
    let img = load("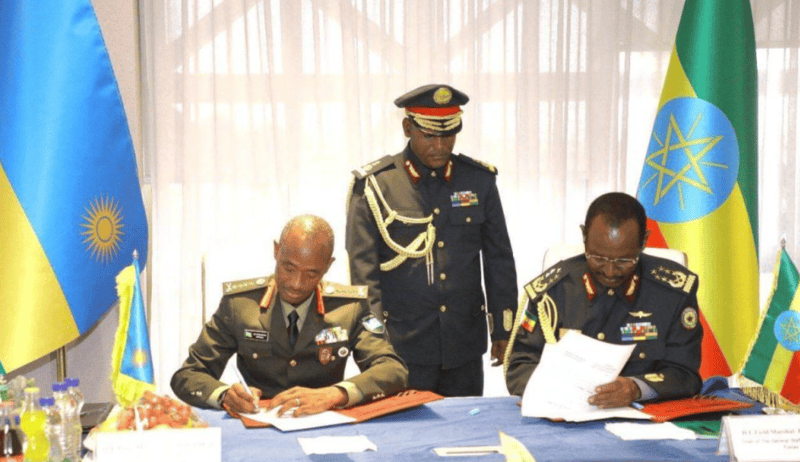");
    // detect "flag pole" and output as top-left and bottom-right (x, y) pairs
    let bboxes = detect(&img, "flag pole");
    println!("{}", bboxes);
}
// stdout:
(56, 346), (67, 382)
